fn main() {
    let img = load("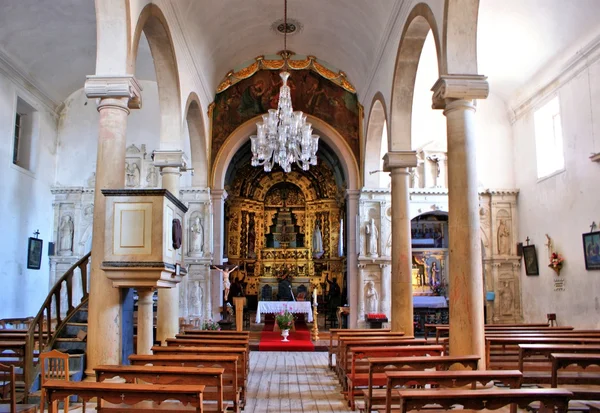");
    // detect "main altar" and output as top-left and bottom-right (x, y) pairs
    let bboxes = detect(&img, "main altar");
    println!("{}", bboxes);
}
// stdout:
(255, 301), (313, 324)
